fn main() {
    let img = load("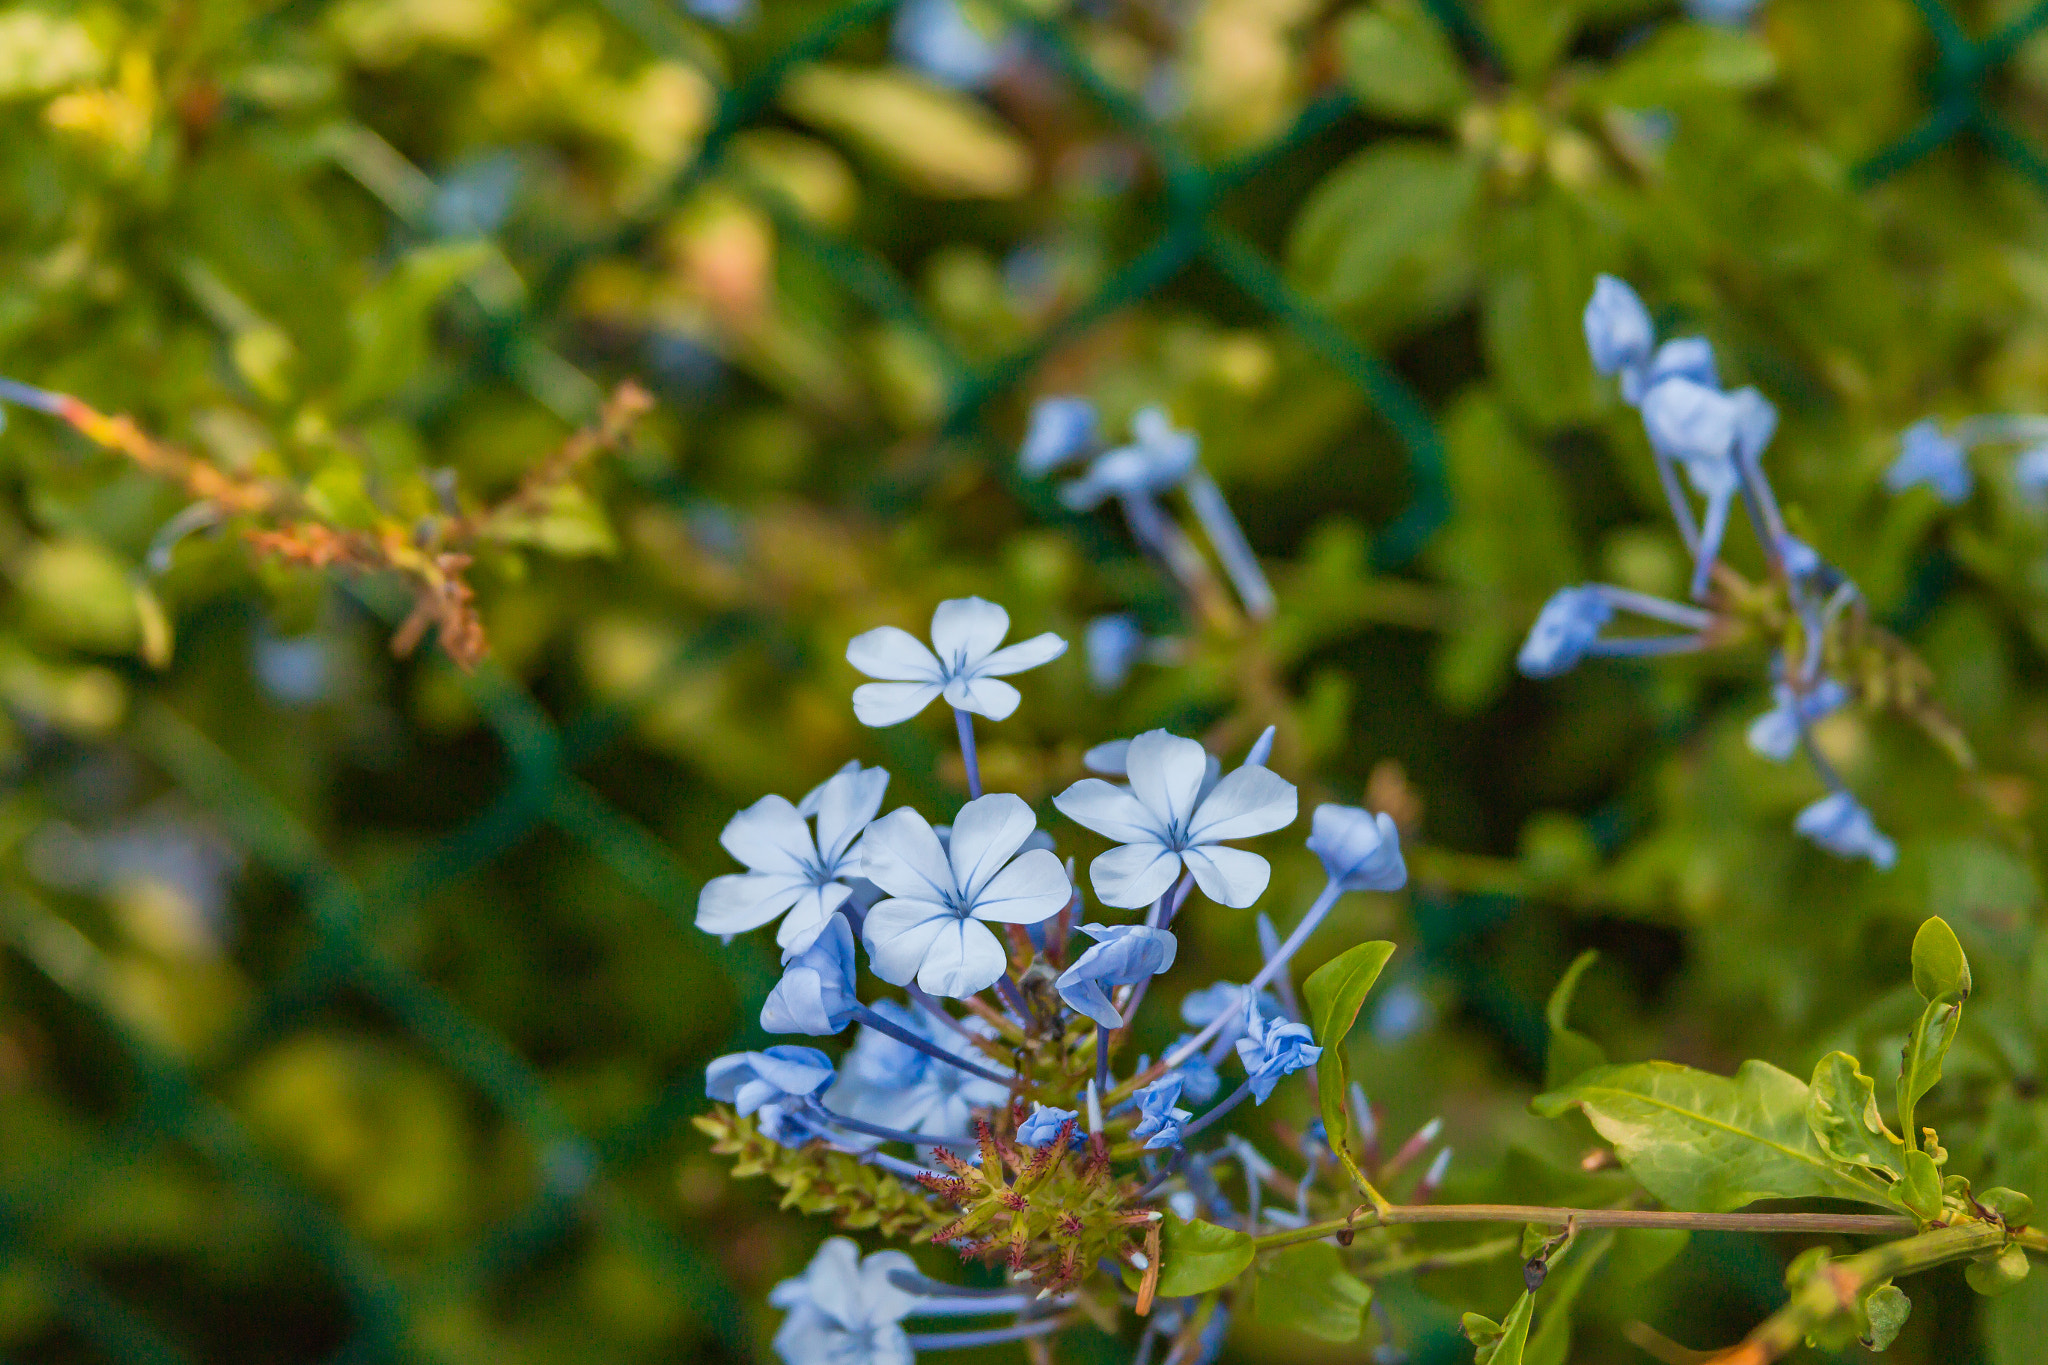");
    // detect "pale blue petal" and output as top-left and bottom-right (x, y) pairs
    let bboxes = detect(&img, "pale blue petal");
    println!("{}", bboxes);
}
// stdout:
(852, 680), (944, 726)
(860, 808), (956, 903)
(975, 631), (1068, 677)
(916, 918), (1008, 997)
(1125, 730), (1210, 834)
(947, 793), (1038, 901)
(696, 871), (809, 936)
(930, 597), (1011, 669)
(1178, 843), (1271, 908)
(847, 625), (944, 682)
(942, 673), (1021, 720)
(1053, 777), (1167, 844)
(1089, 840), (1182, 908)
(719, 795), (815, 873)
(969, 848), (1070, 923)
(1187, 764), (1297, 843)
